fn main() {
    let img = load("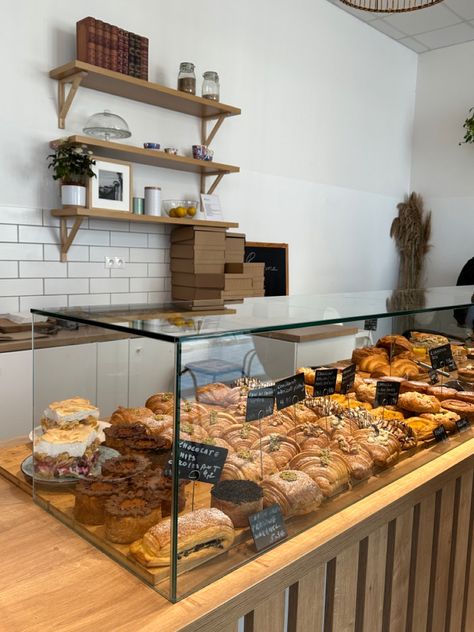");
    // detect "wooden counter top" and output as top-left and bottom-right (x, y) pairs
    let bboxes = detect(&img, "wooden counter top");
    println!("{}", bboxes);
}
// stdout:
(0, 325), (131, 353)
(1, 435), (473, 631)
(258, 324), (359, 343)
